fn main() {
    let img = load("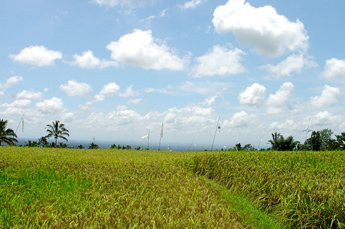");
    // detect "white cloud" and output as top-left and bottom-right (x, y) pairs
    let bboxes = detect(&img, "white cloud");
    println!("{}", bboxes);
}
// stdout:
(180, 0), (206, 10)
(15, 90), (42, 100)
(310, 111), (342, 128)
(223, 111), (256, 128)
(10, 46), (62, 66)
(128, 98), (142, 104)
(310, 85), (341, 107)
(263, 54), (317, 79)
(99, 82), (120, 96)
(201, 96), (218, 106)
(159, 8), (168, 17)
(62, 112), (74, 122)
(238, 83), (266, 105)
(266, 82), (294, 114)
(212, 0), (309, 57)
(70, 50), (117, 69)
(59, 80), (93, 98)
(35, 97), (65, 114)
(1, 76), (23, 89)
(119, 85), (135, 97)
(191, 45), (246, 77)
(321, 58), (345, 78)
(93, 0), (152, 7)
(1, 99), (31, 108)
(106, 29), (187, 70)
(269, 119), (298, 131)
